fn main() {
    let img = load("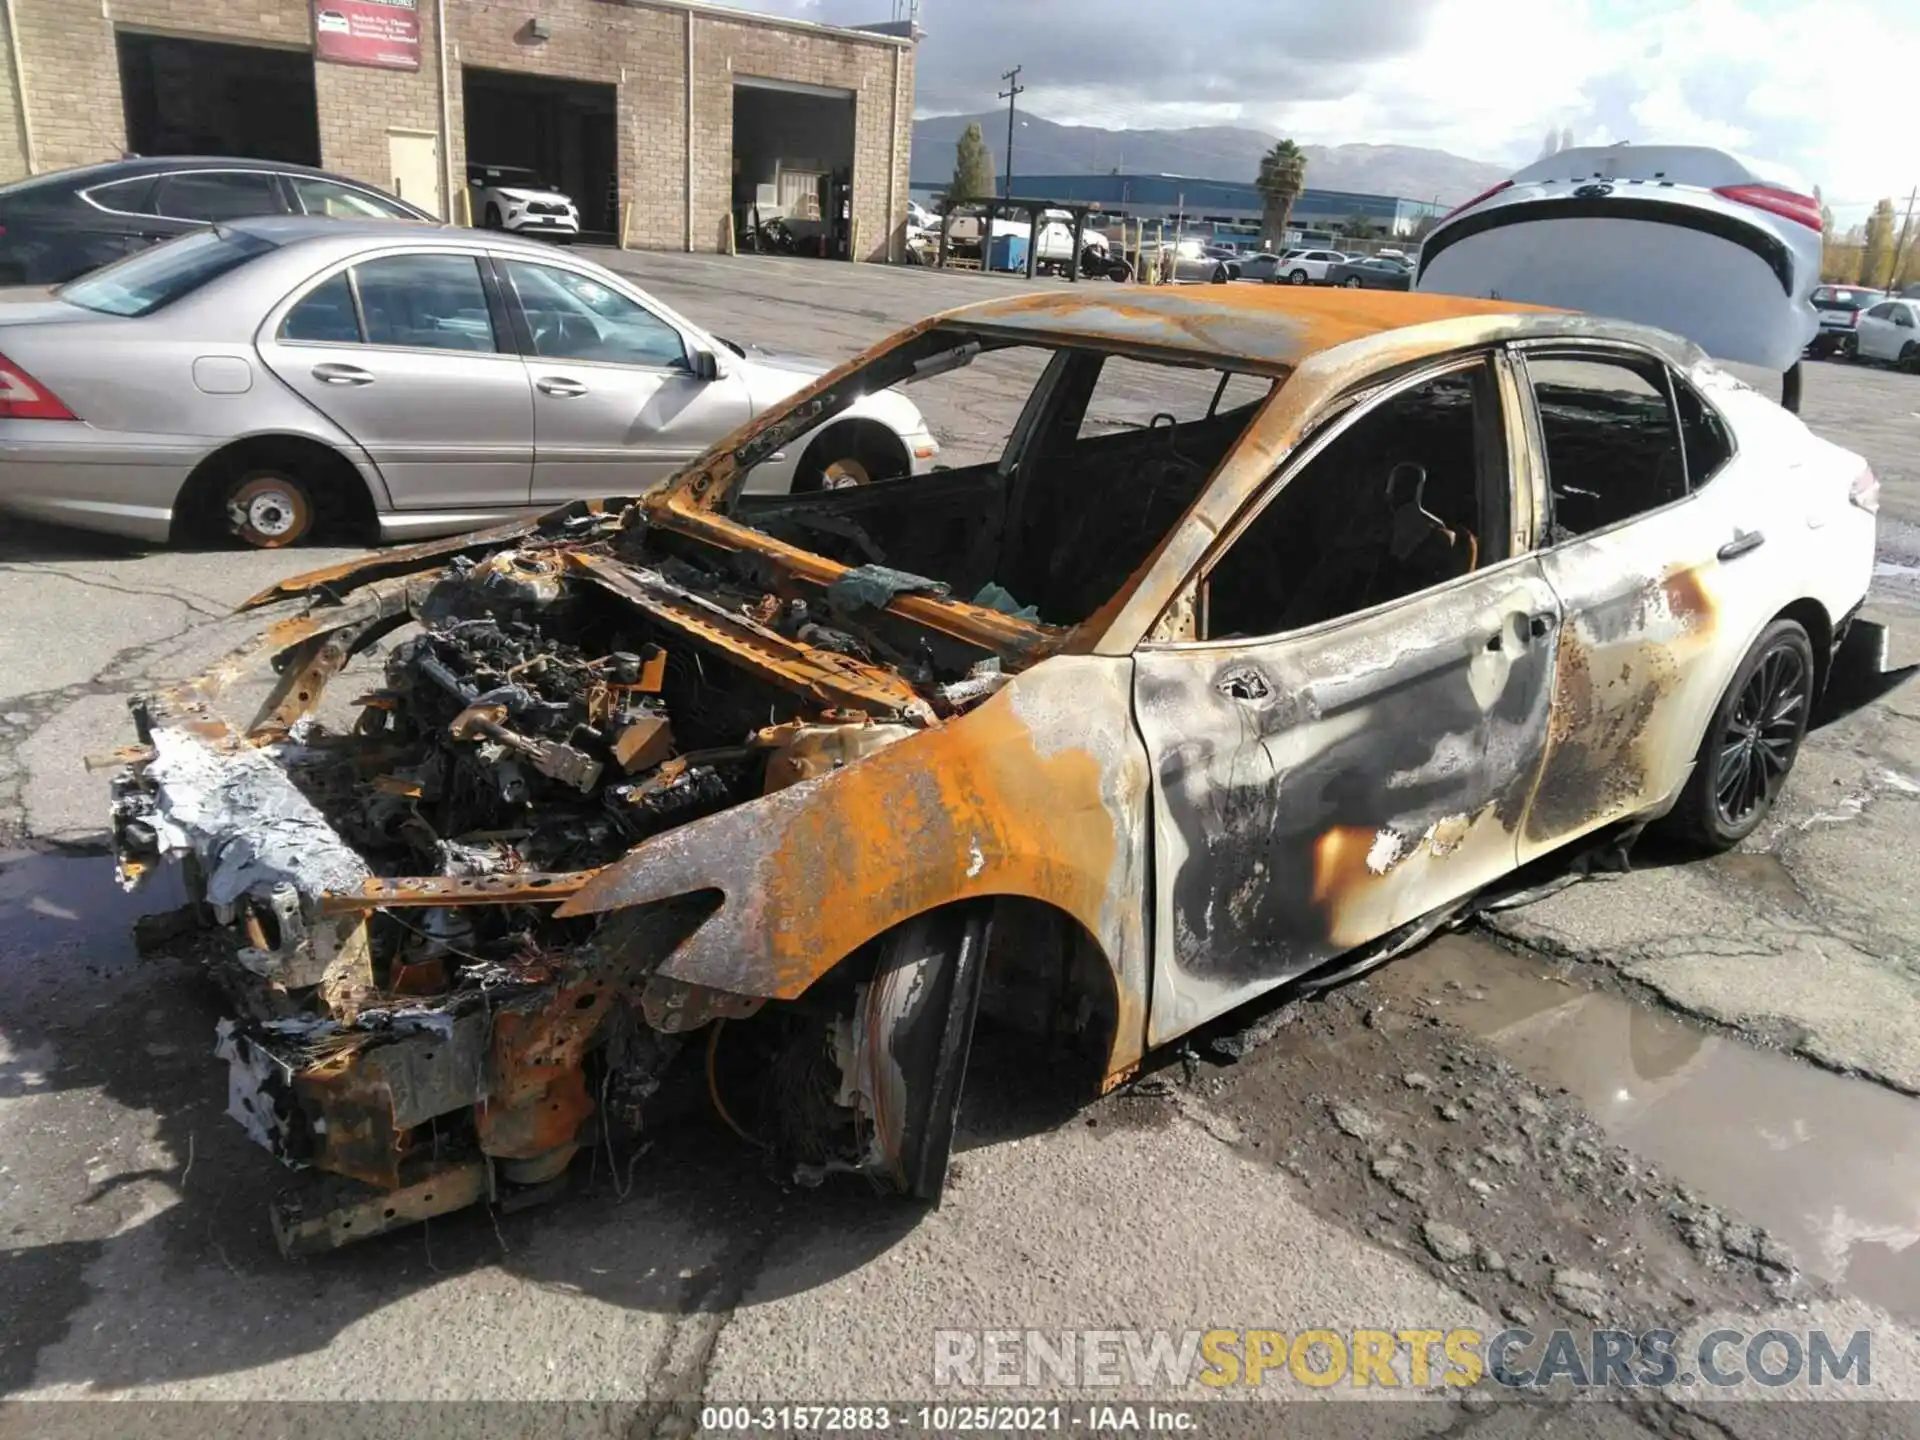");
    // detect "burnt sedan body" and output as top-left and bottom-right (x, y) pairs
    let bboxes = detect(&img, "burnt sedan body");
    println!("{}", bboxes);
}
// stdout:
(109, 287), (1877, 1253)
